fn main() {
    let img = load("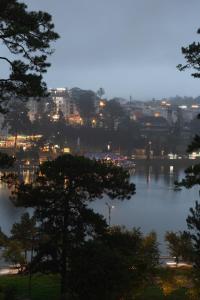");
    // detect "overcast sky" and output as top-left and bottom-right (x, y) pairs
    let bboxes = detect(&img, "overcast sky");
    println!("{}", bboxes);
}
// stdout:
(21, 1), (200, 99)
